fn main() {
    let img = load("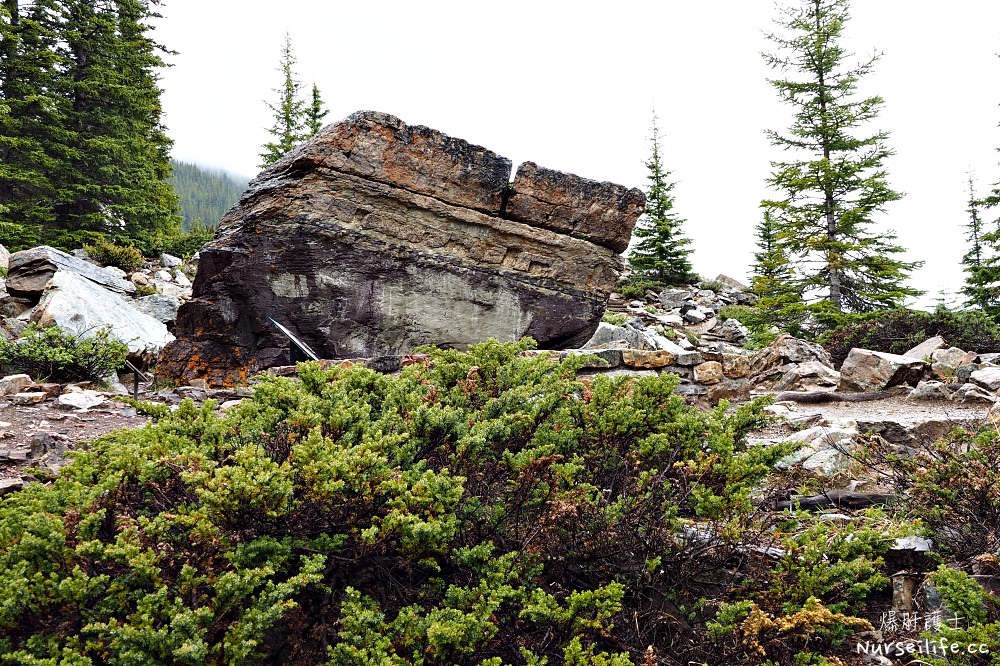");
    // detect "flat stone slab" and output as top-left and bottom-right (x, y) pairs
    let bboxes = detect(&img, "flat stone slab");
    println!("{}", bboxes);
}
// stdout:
(6, 246), (135, 299)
